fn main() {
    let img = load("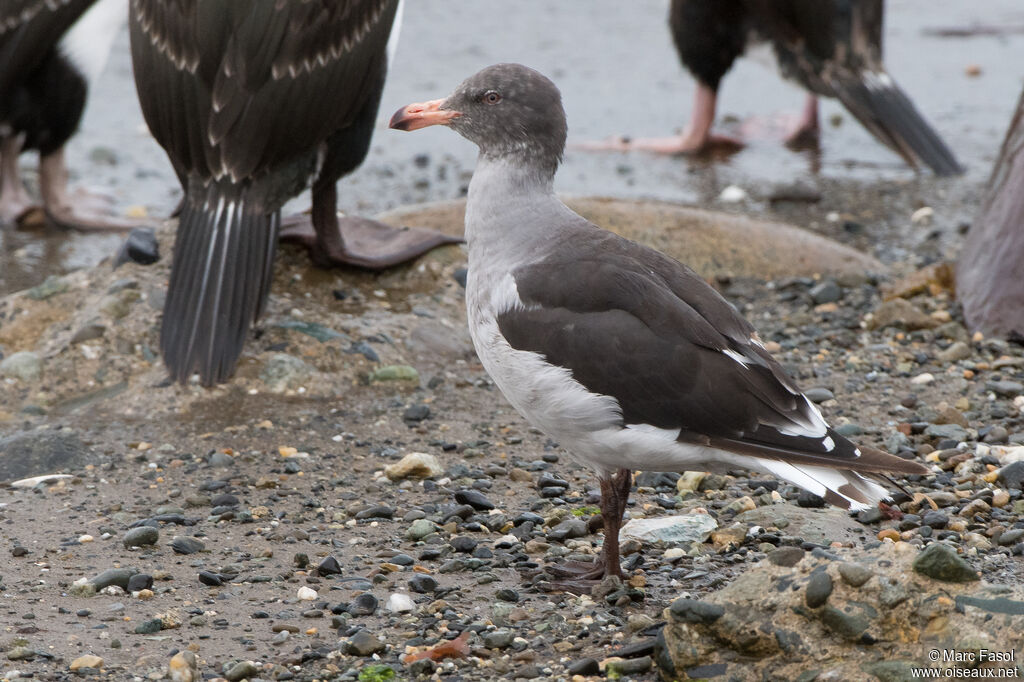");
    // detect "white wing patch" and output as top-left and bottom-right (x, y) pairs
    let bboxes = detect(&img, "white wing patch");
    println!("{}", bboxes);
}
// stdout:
(625, 423), (682, 441)
(722, 348), (752, 368)
(60, 0), (126, 84)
